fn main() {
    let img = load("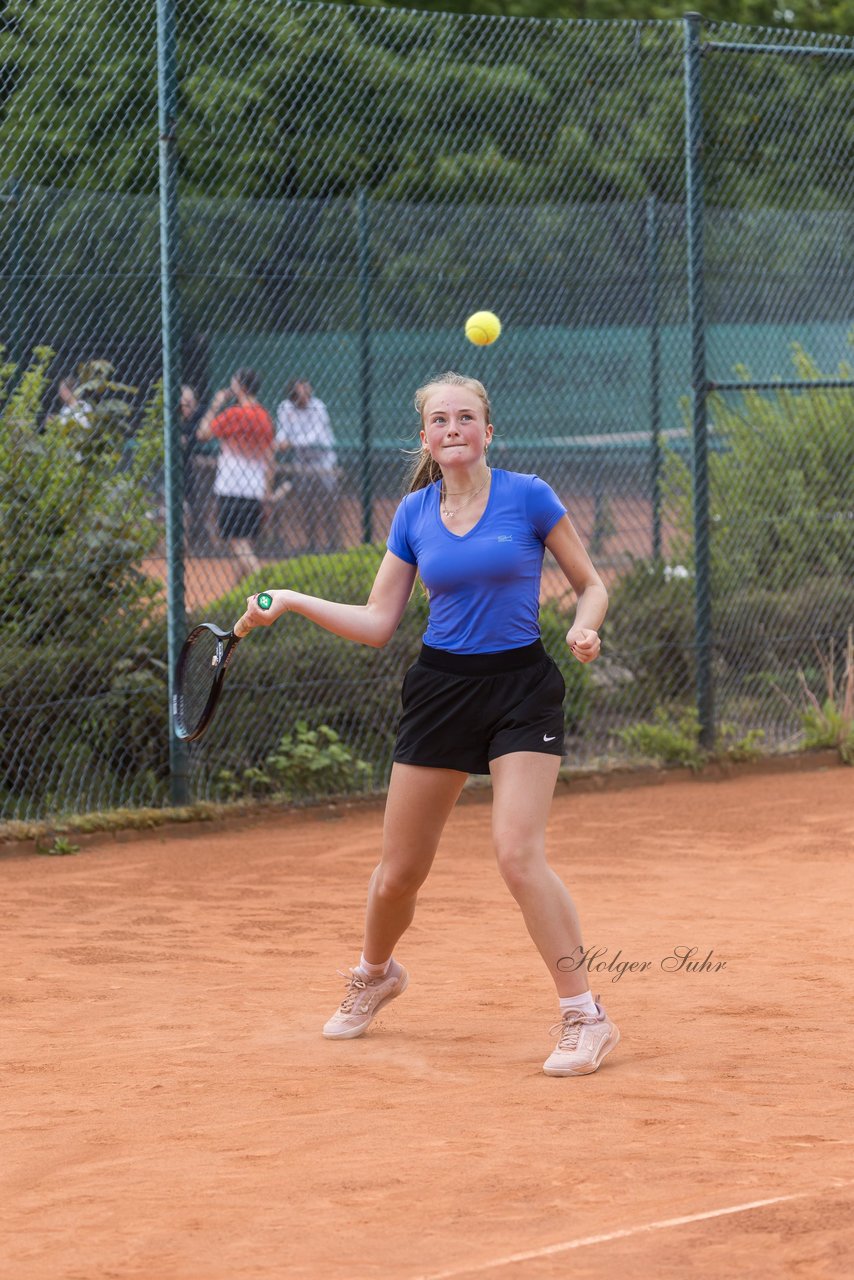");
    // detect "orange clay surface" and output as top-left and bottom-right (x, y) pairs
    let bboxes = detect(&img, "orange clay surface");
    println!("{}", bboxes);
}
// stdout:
(2, 765), (853, 1280)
